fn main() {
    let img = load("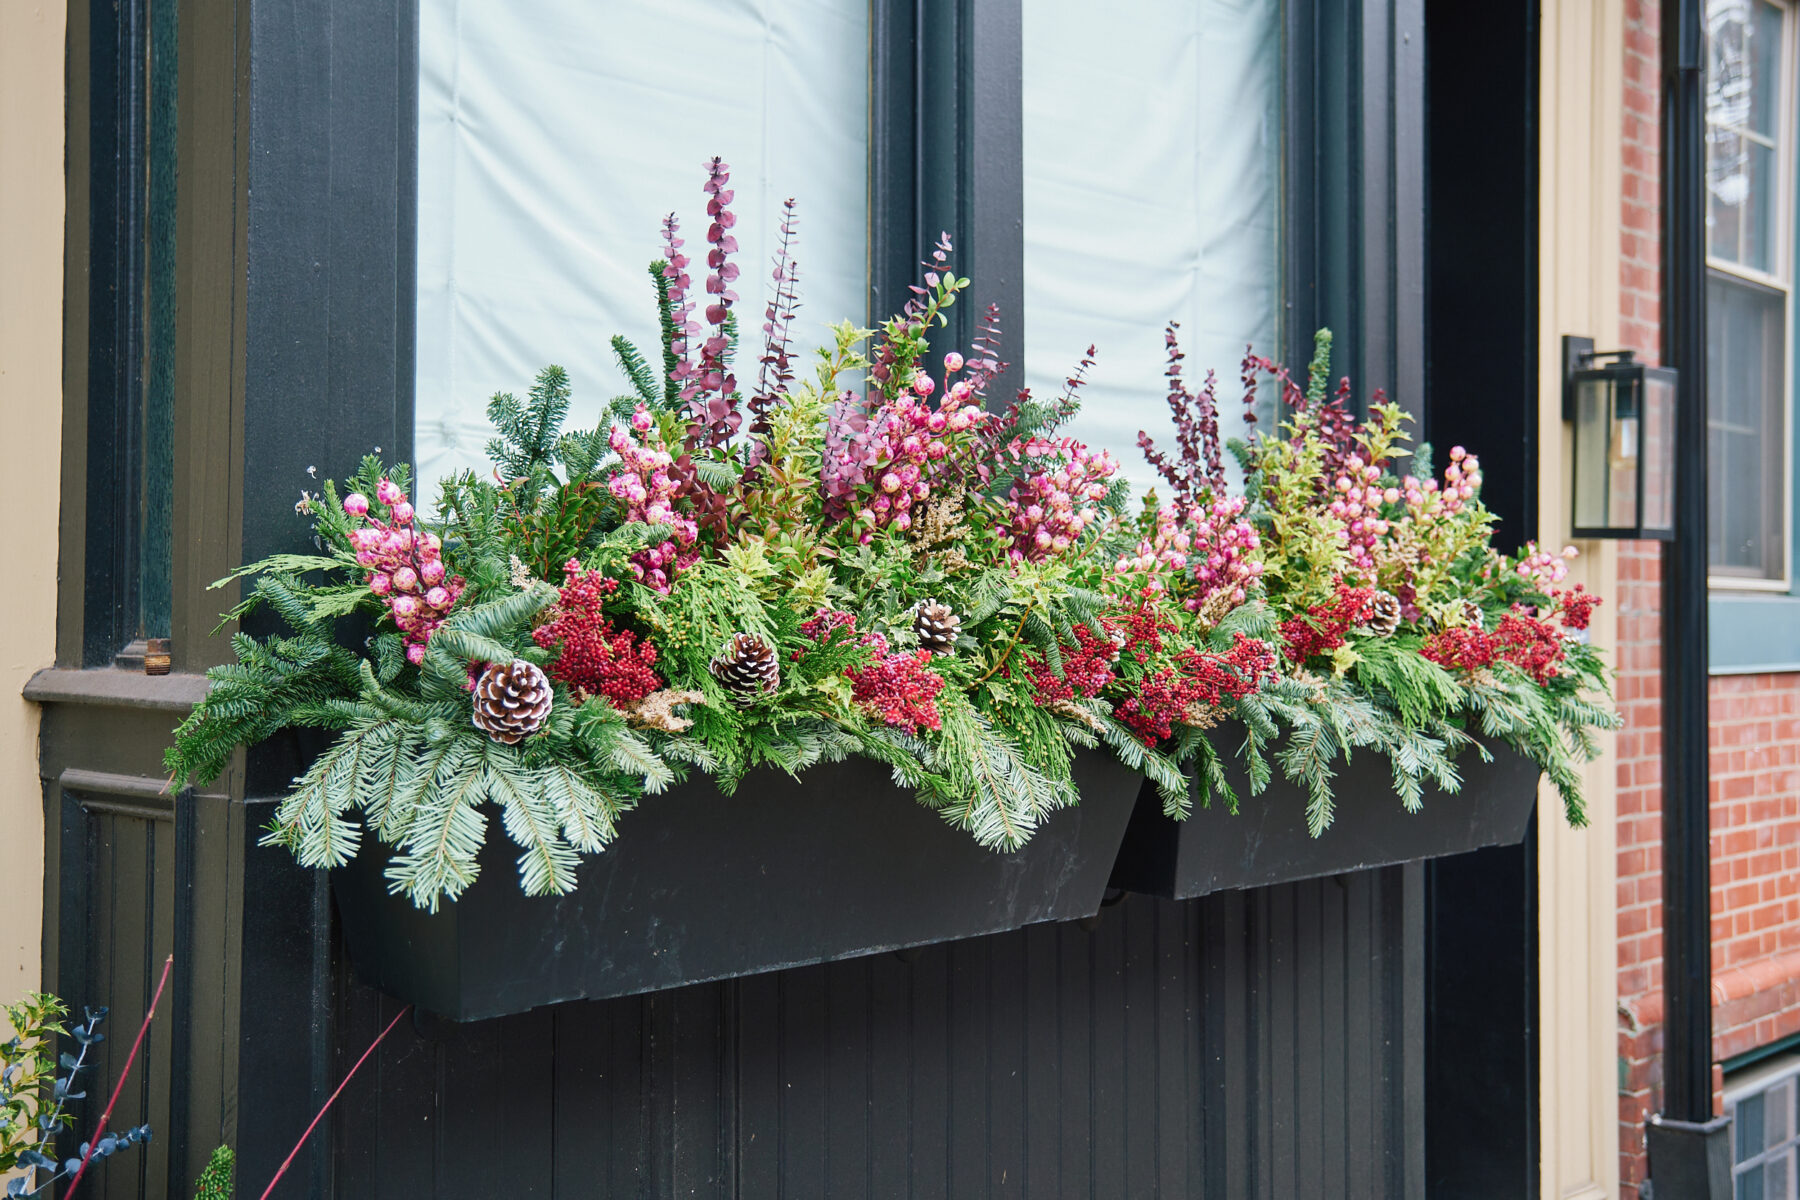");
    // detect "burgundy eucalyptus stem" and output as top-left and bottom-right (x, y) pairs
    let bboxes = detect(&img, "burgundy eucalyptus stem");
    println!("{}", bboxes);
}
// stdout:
(256, 1004), (412, 1200)
(63, 954), (174, 1200)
